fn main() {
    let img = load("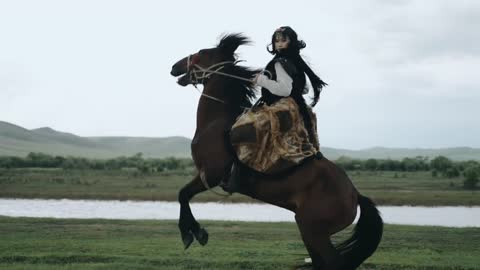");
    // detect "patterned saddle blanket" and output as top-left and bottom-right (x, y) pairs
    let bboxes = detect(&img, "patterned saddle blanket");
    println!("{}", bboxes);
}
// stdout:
(229, 97), (319, 174)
